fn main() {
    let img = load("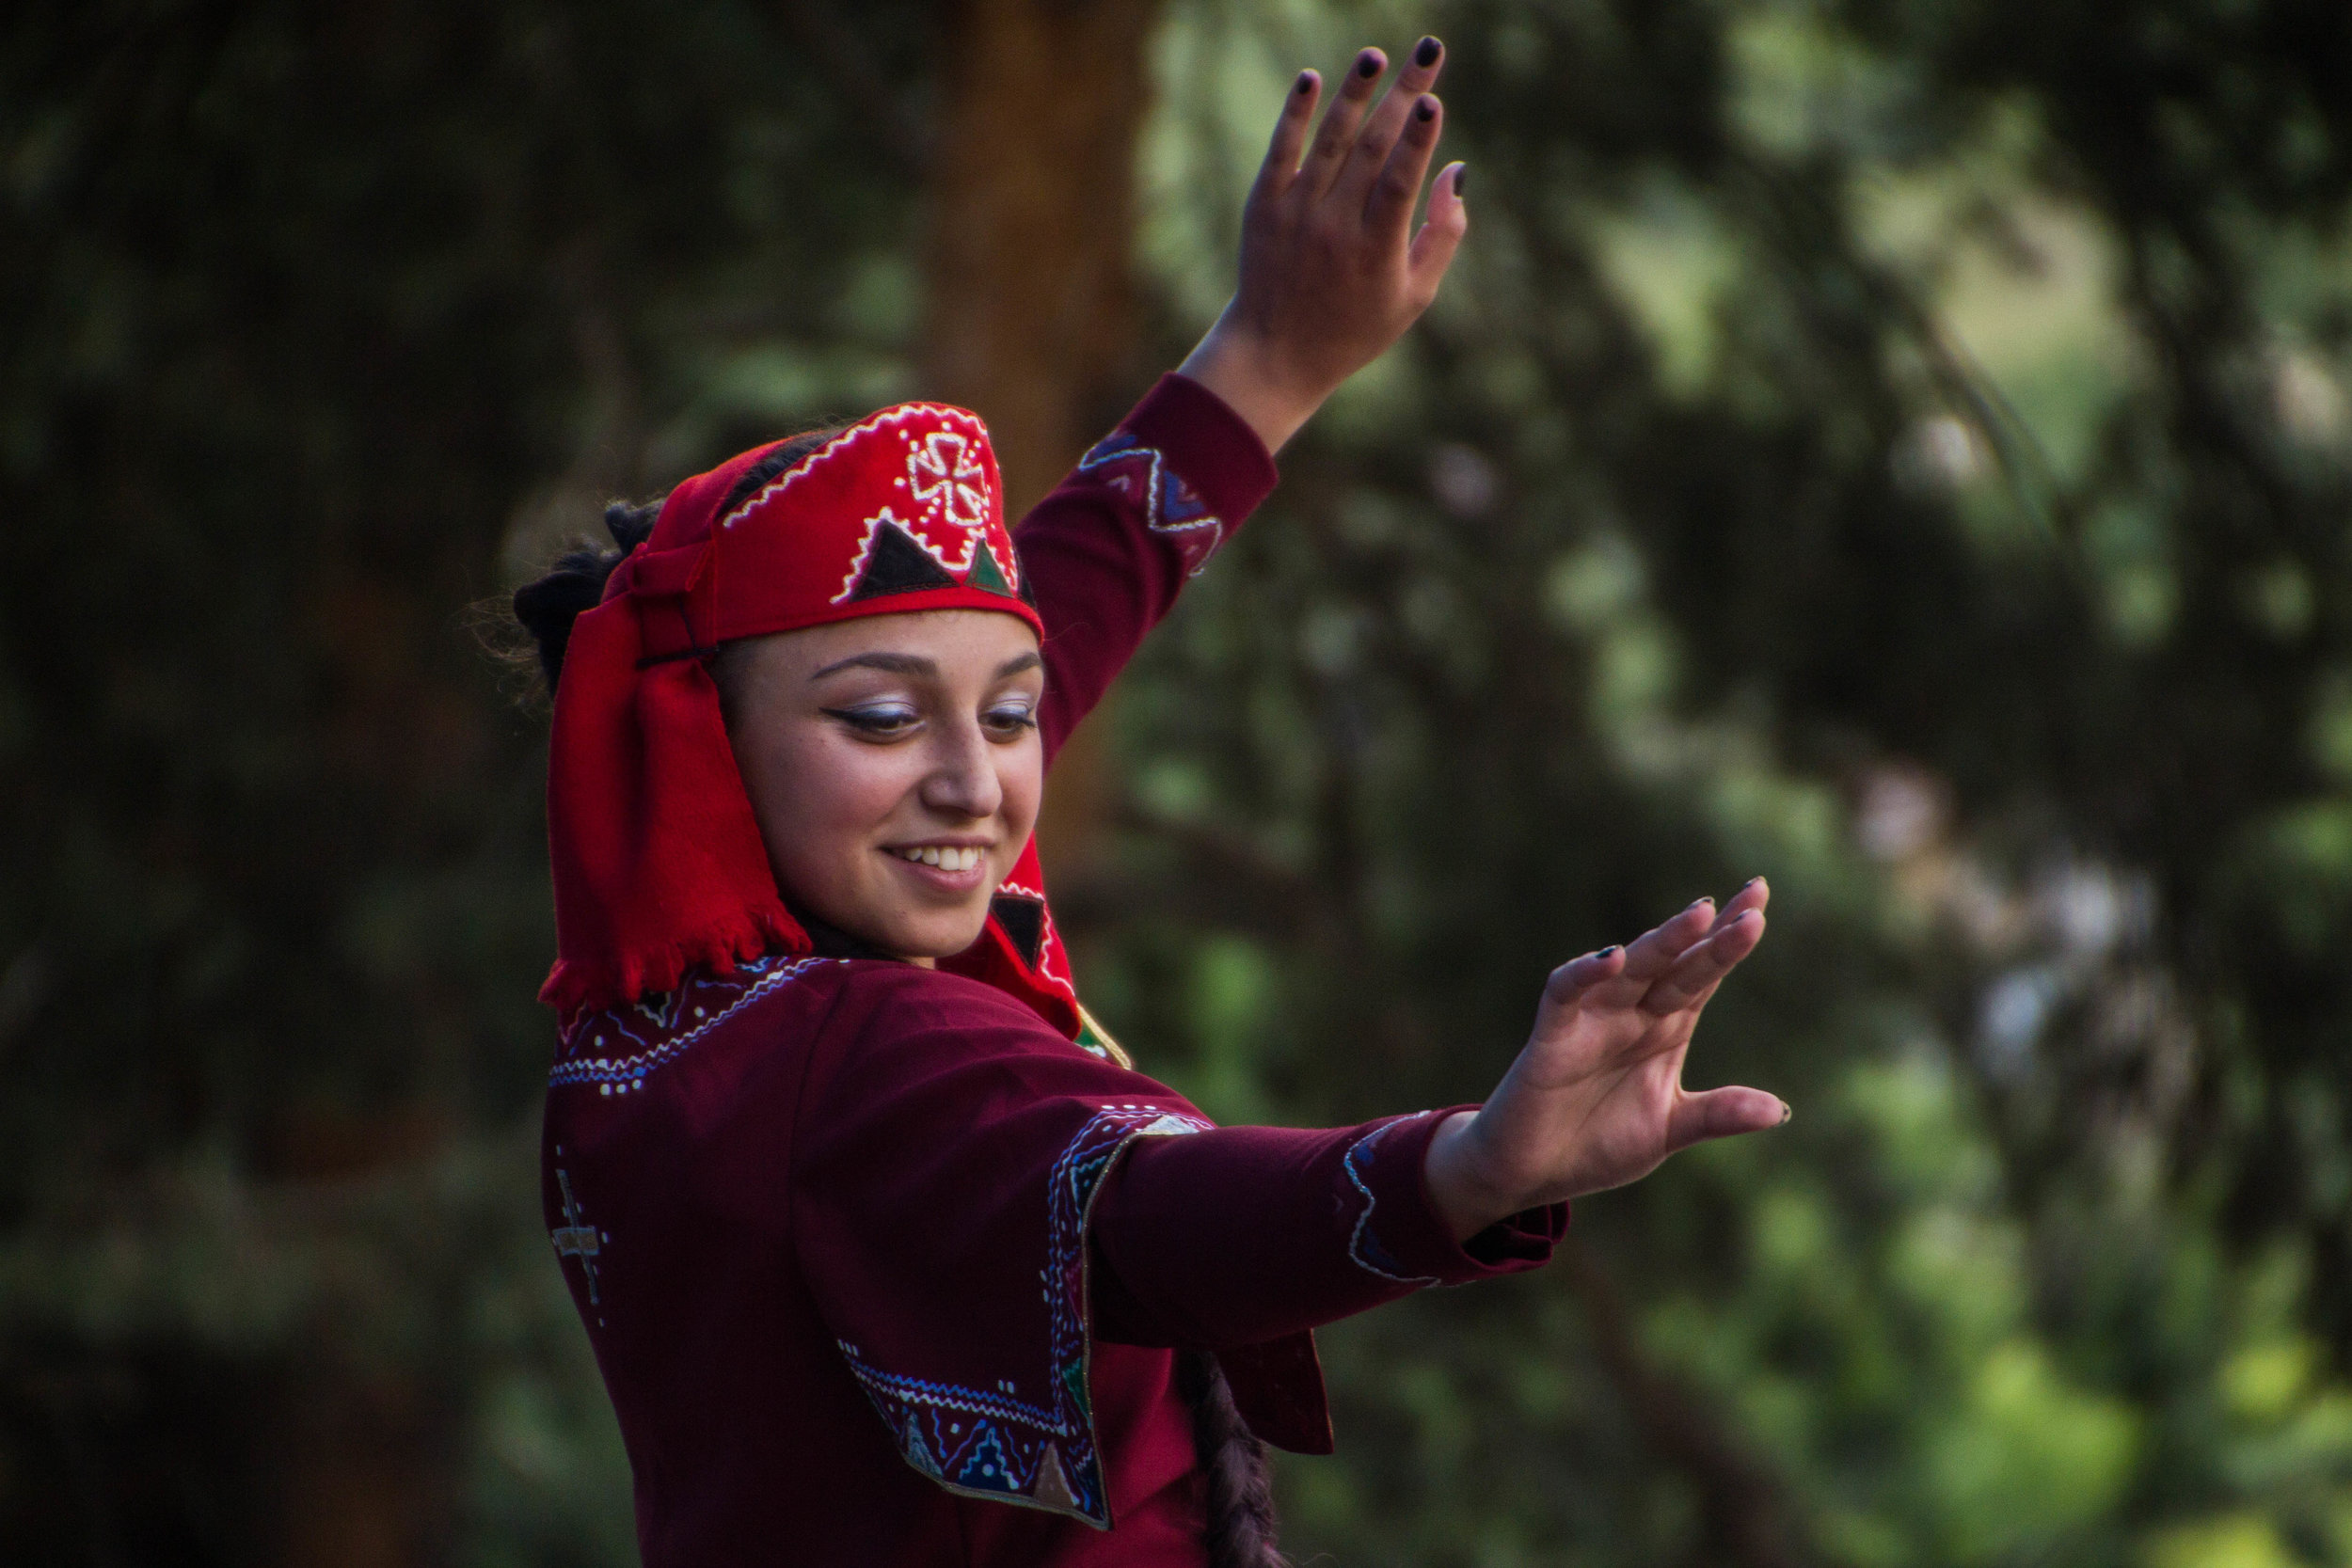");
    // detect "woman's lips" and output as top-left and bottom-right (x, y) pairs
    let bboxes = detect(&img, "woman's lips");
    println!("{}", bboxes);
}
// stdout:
(882, 845), (992, 895)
